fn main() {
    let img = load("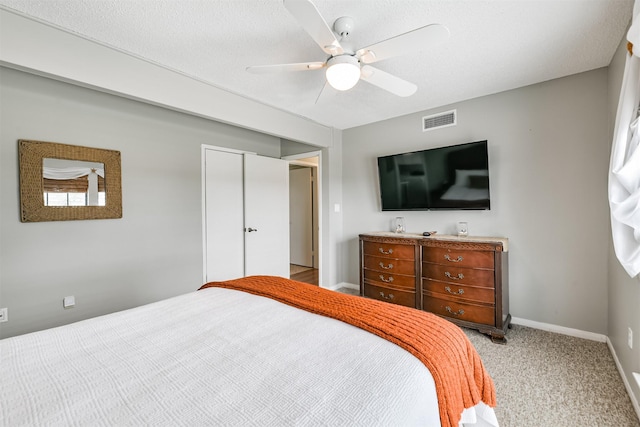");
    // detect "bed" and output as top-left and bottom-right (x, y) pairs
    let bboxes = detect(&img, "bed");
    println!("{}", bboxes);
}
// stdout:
(0, 276), (499, 427)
